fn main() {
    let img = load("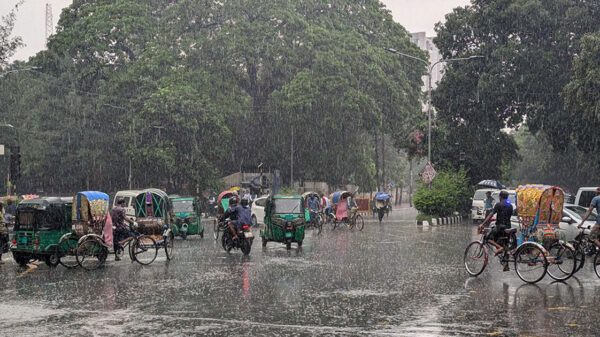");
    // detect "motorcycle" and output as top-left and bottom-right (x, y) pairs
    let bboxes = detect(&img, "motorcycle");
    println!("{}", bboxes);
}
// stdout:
(221, 222), (254, 255)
